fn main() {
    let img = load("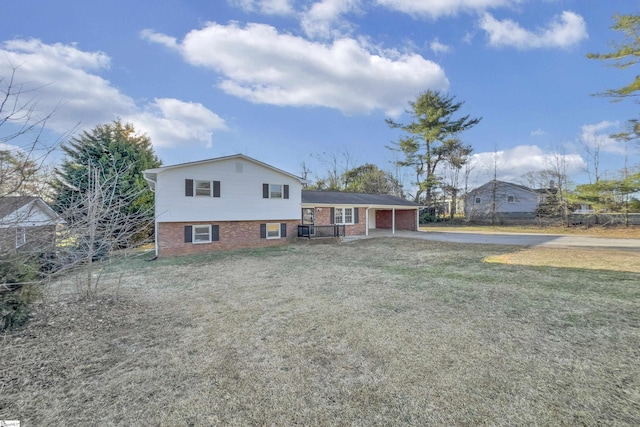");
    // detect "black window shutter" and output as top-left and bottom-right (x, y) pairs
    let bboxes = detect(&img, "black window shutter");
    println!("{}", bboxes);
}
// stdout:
(281, 223), (287, 237)
(185, 179), (194, 197)
(213, 181), (221, 198)
(212, 225), (220, 241)
(284, 185), (289, 199)
(260, 223), (266, 238)
(184, 225), (193, 243)
(354, 208), (359, 223)
(263, 183), (269, 198)
(330, 207), (335, 225)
